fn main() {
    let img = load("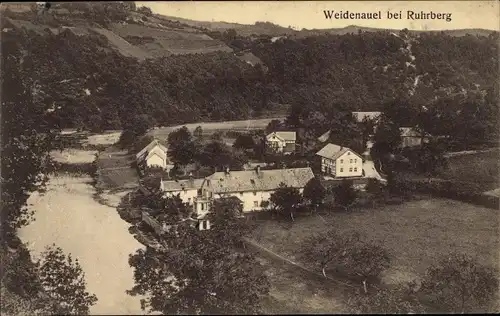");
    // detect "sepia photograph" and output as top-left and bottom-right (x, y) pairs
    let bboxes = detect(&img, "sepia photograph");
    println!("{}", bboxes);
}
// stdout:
(1, 1), (499, 314)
